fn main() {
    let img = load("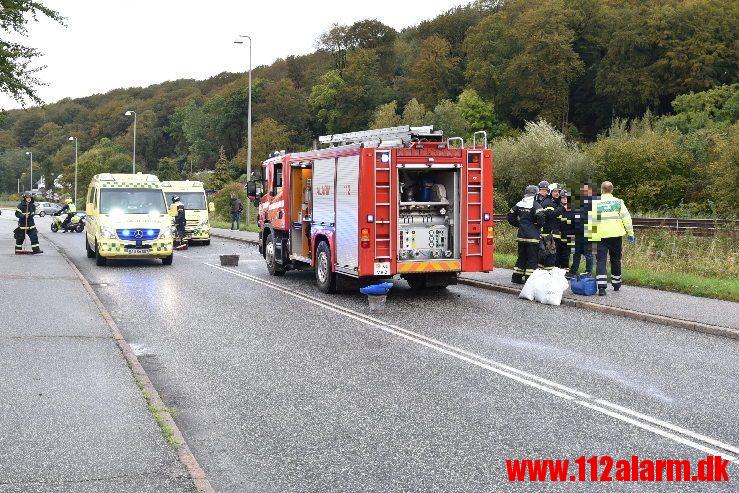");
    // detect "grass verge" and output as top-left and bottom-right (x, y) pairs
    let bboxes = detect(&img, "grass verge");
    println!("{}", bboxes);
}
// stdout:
(133, 374), (180, 448)
(209, 219), (260, 233)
